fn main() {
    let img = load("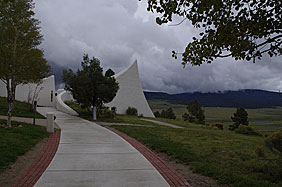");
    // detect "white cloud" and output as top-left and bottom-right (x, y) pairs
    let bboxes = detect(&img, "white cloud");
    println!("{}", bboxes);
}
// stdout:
(34, 0), (282, 93)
